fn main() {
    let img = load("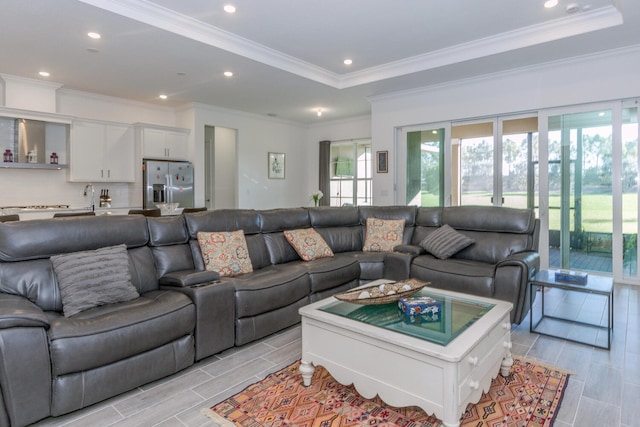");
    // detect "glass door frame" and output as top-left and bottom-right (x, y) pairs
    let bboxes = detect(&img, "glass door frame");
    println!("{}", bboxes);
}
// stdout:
(538, 100), (633, 282)
(395, 122), (452, 206)
(450, 118), (498, 207)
